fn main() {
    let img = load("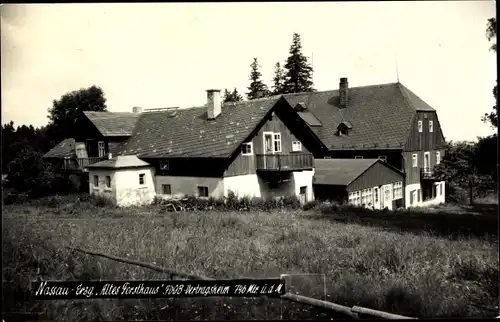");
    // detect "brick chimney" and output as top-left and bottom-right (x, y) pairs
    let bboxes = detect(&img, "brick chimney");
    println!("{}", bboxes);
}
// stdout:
(132, 106), (142, 113)
(339, 77), (348, 108)
(206, 89), (222, 120)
